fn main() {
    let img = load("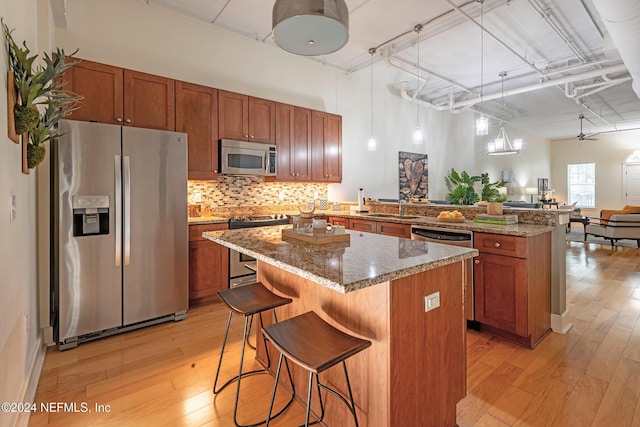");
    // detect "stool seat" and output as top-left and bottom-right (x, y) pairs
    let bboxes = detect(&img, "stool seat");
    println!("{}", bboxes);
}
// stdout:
(263, 311), (371, 374)
(218, 283), (293, 316)
(213, 282), (294, 427)
(263, 311), (371, 427)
